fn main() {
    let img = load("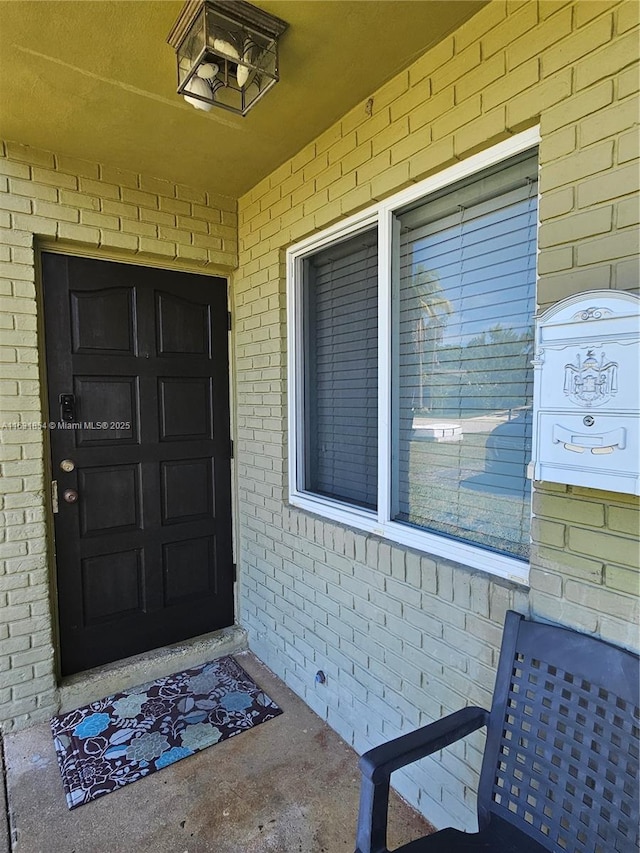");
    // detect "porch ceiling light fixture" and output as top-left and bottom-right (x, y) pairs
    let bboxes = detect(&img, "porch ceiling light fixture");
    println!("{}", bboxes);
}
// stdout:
(167, 0), (288, 116)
